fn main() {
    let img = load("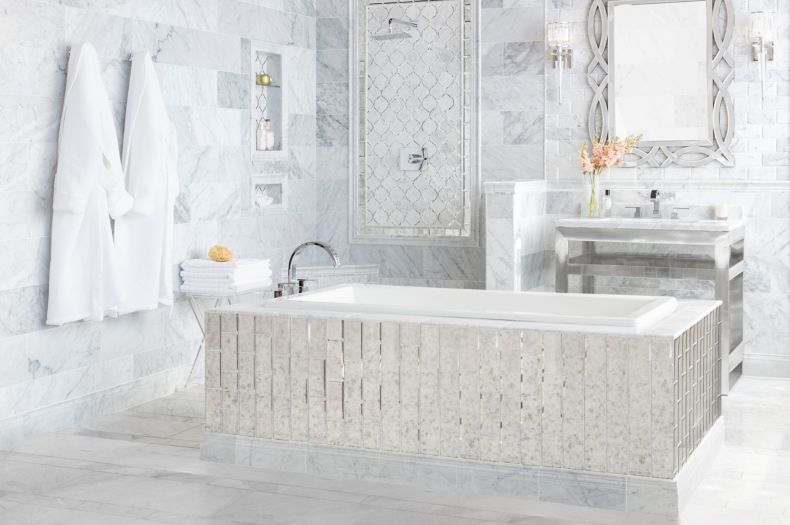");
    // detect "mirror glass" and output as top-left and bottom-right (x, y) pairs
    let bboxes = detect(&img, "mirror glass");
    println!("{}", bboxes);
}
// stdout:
(608, 0), (711, 143)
